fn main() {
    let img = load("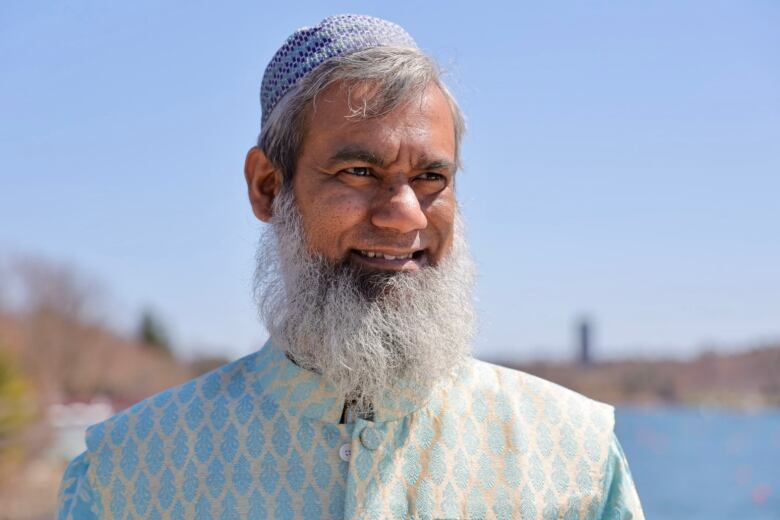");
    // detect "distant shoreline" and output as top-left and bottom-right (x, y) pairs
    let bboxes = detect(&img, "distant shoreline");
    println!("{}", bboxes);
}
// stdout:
(491, 345), (780, 411)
